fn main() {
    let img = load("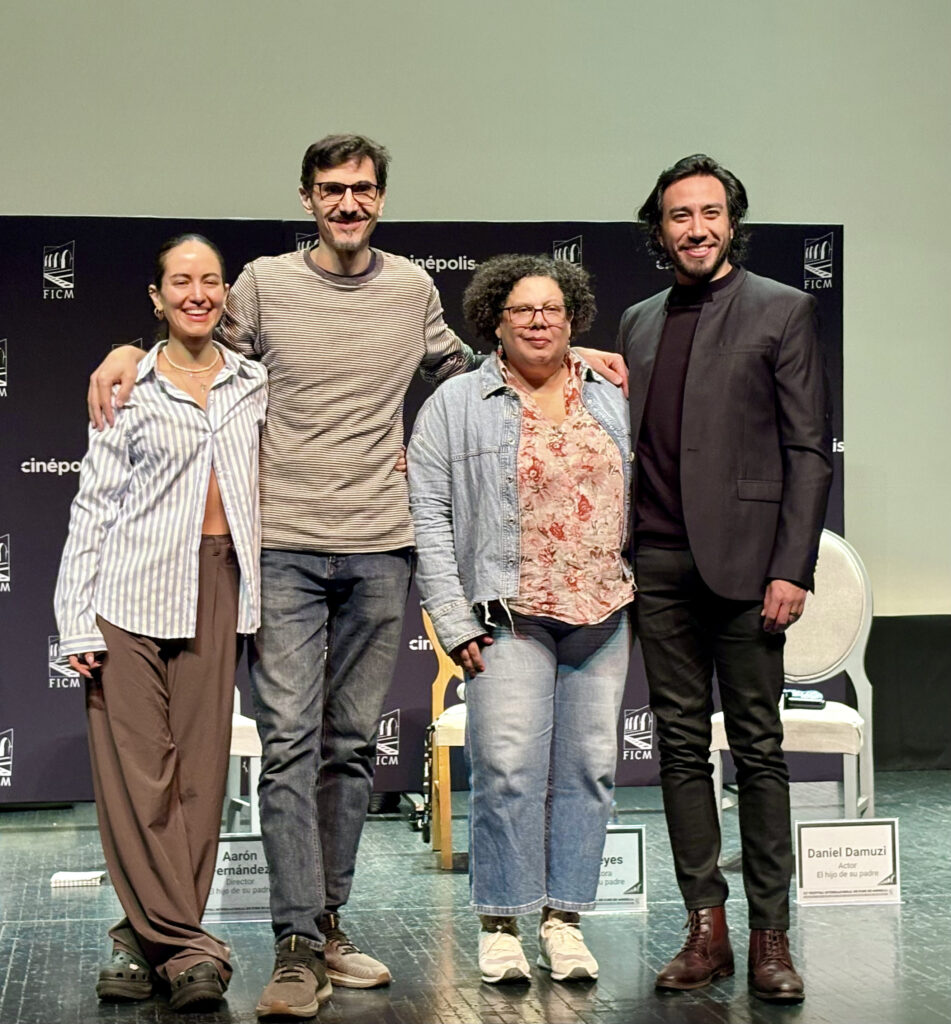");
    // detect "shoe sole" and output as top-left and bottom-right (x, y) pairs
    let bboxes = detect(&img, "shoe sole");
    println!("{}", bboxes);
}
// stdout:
(536, 955), (598, 982)
(481, 966), (531, 985)
(96, 979), (152, 1002)
(325, 968), (391, 989)
(749, 982), (805, 1003)
(256, 980), (332, 1019)
(655, 964), (735, 991)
